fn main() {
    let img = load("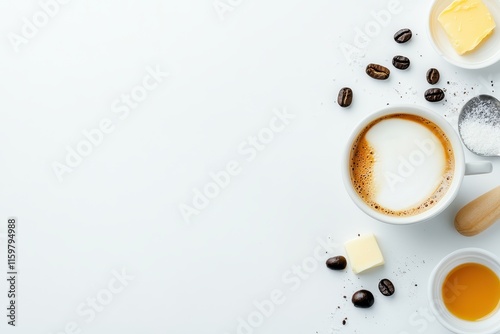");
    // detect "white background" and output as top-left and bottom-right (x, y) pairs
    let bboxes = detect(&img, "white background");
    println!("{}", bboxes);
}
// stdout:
(0, 0), (499, 333)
